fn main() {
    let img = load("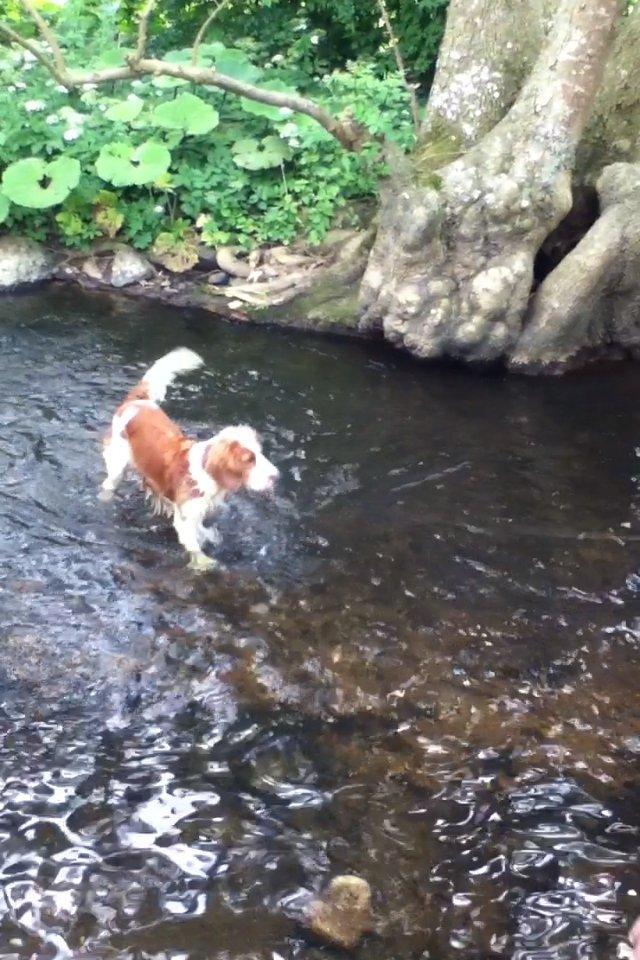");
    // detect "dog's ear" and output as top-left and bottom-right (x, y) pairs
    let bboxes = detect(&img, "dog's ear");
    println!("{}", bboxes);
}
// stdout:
(205, 440), (255, 491)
